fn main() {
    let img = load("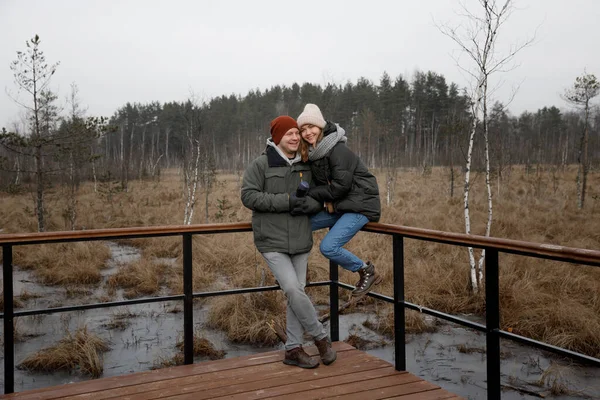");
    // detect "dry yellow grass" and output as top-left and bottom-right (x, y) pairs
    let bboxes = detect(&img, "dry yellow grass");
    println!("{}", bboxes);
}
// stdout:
(1, 166), (599, 357)
(363, 308), (438, 337)
(206, 291), (285, 346)
(106, 256), (170, 298)
(0, 293), (24, 311)
(175, 331), (226, 360)
(13, 242), (111, 285)
(17, 326), (110, 377)
(153, 331), (226, 369)
(152, 352), (184, 369)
